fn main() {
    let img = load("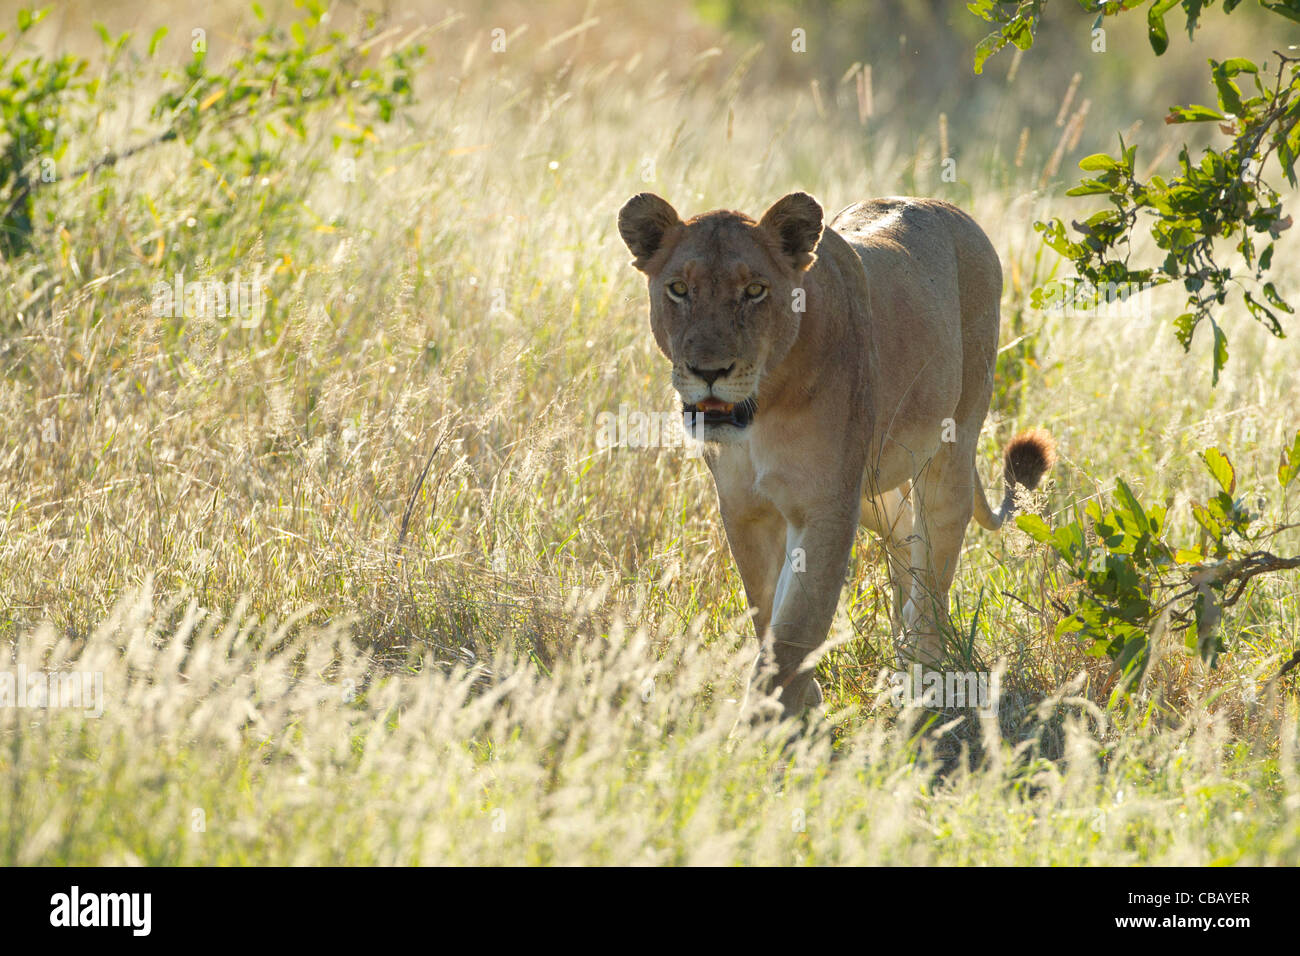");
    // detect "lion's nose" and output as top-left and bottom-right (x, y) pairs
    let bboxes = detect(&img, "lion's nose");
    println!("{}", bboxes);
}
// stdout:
(689, 364), (735, 386)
